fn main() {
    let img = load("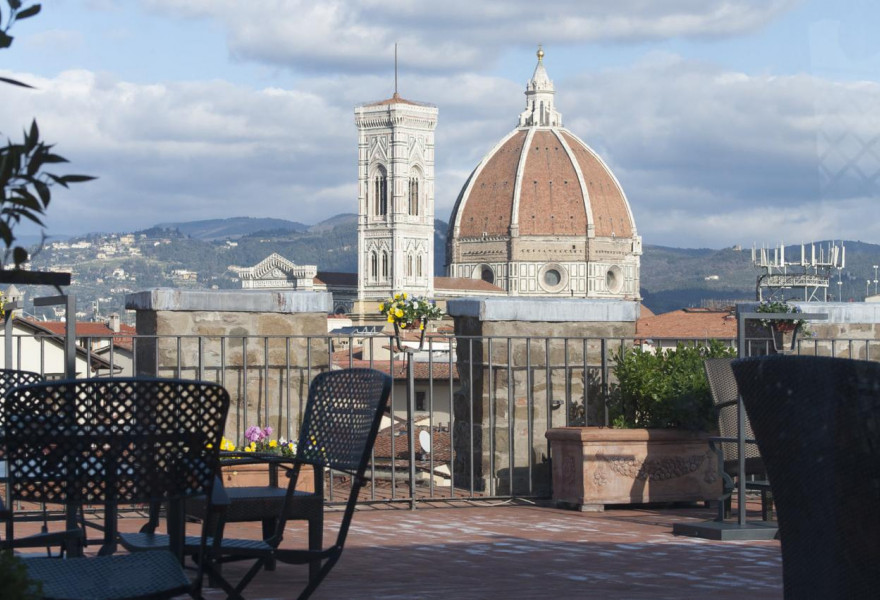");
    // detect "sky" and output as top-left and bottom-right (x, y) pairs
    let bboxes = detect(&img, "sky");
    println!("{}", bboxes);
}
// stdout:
(3, 0), (880, 249)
